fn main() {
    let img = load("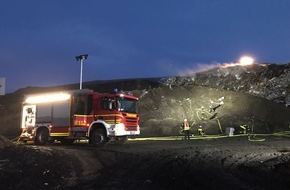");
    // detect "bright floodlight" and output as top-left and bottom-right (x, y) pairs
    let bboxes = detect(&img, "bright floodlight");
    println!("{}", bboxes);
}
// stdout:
(25, 93), (71, 104)
(239, 56), (254, 65)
